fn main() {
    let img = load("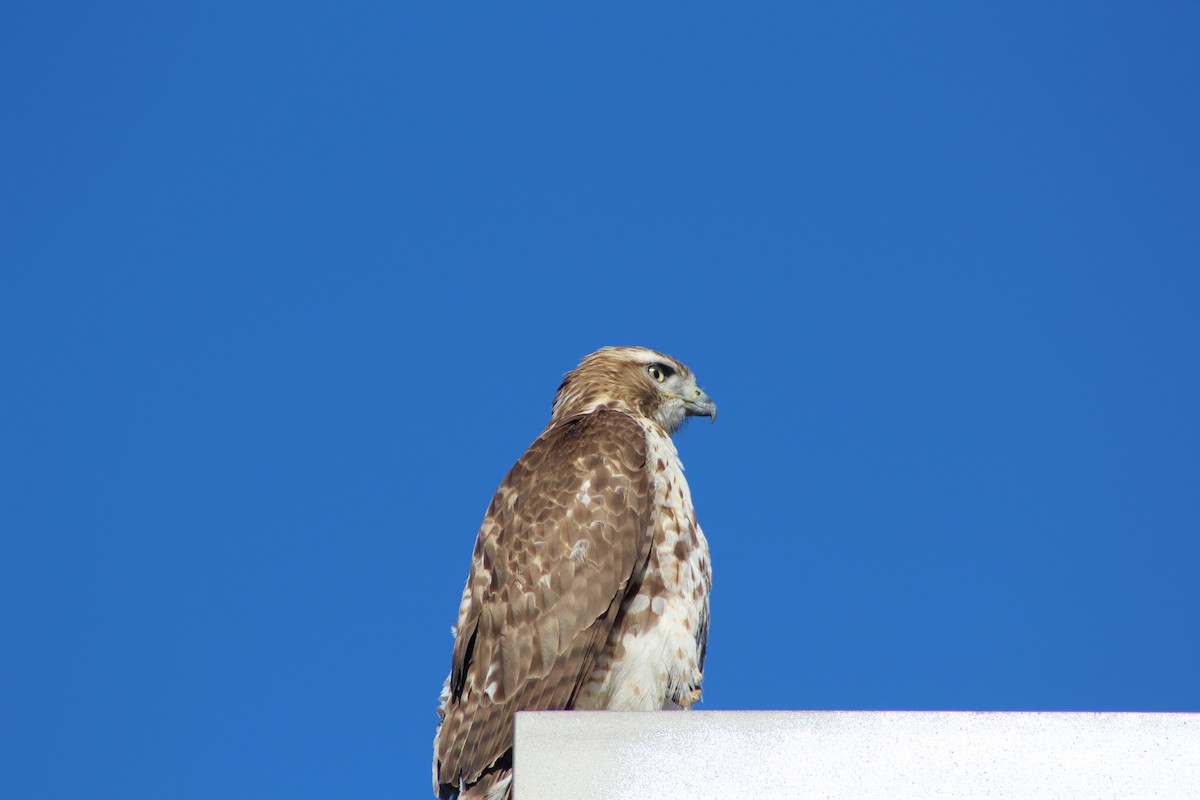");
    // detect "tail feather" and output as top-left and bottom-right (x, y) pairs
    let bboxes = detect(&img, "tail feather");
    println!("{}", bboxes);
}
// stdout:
(438, 764), (512, 800)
